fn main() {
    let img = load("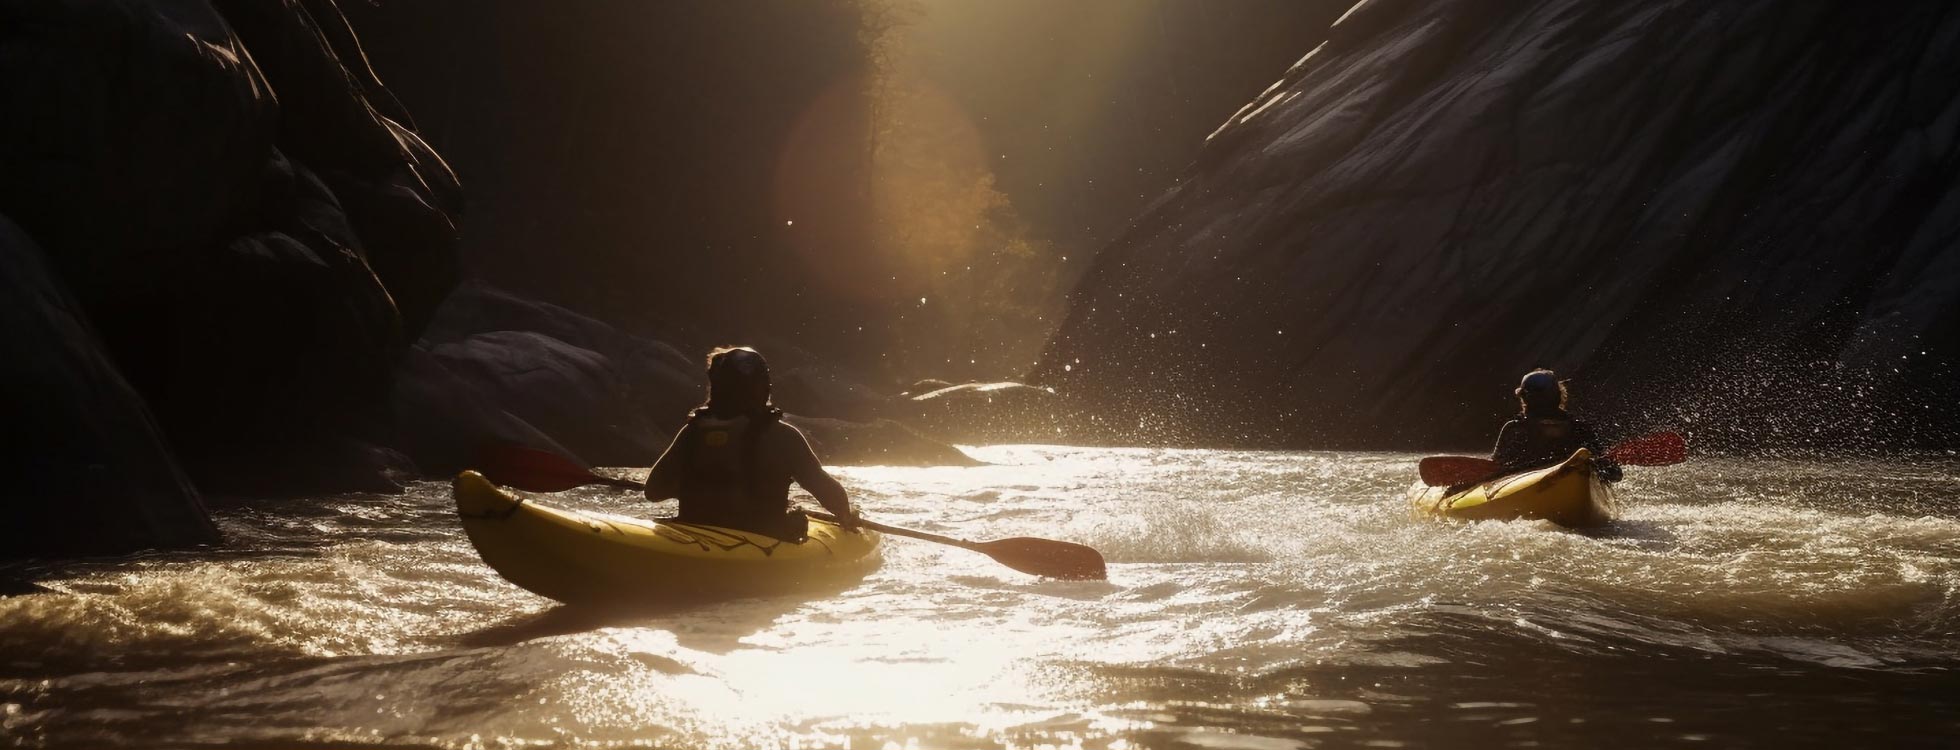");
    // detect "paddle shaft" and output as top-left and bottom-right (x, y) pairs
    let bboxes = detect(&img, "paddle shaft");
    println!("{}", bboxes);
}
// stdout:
(584, 476), (977, 551)
(805, 510), (974, 551)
